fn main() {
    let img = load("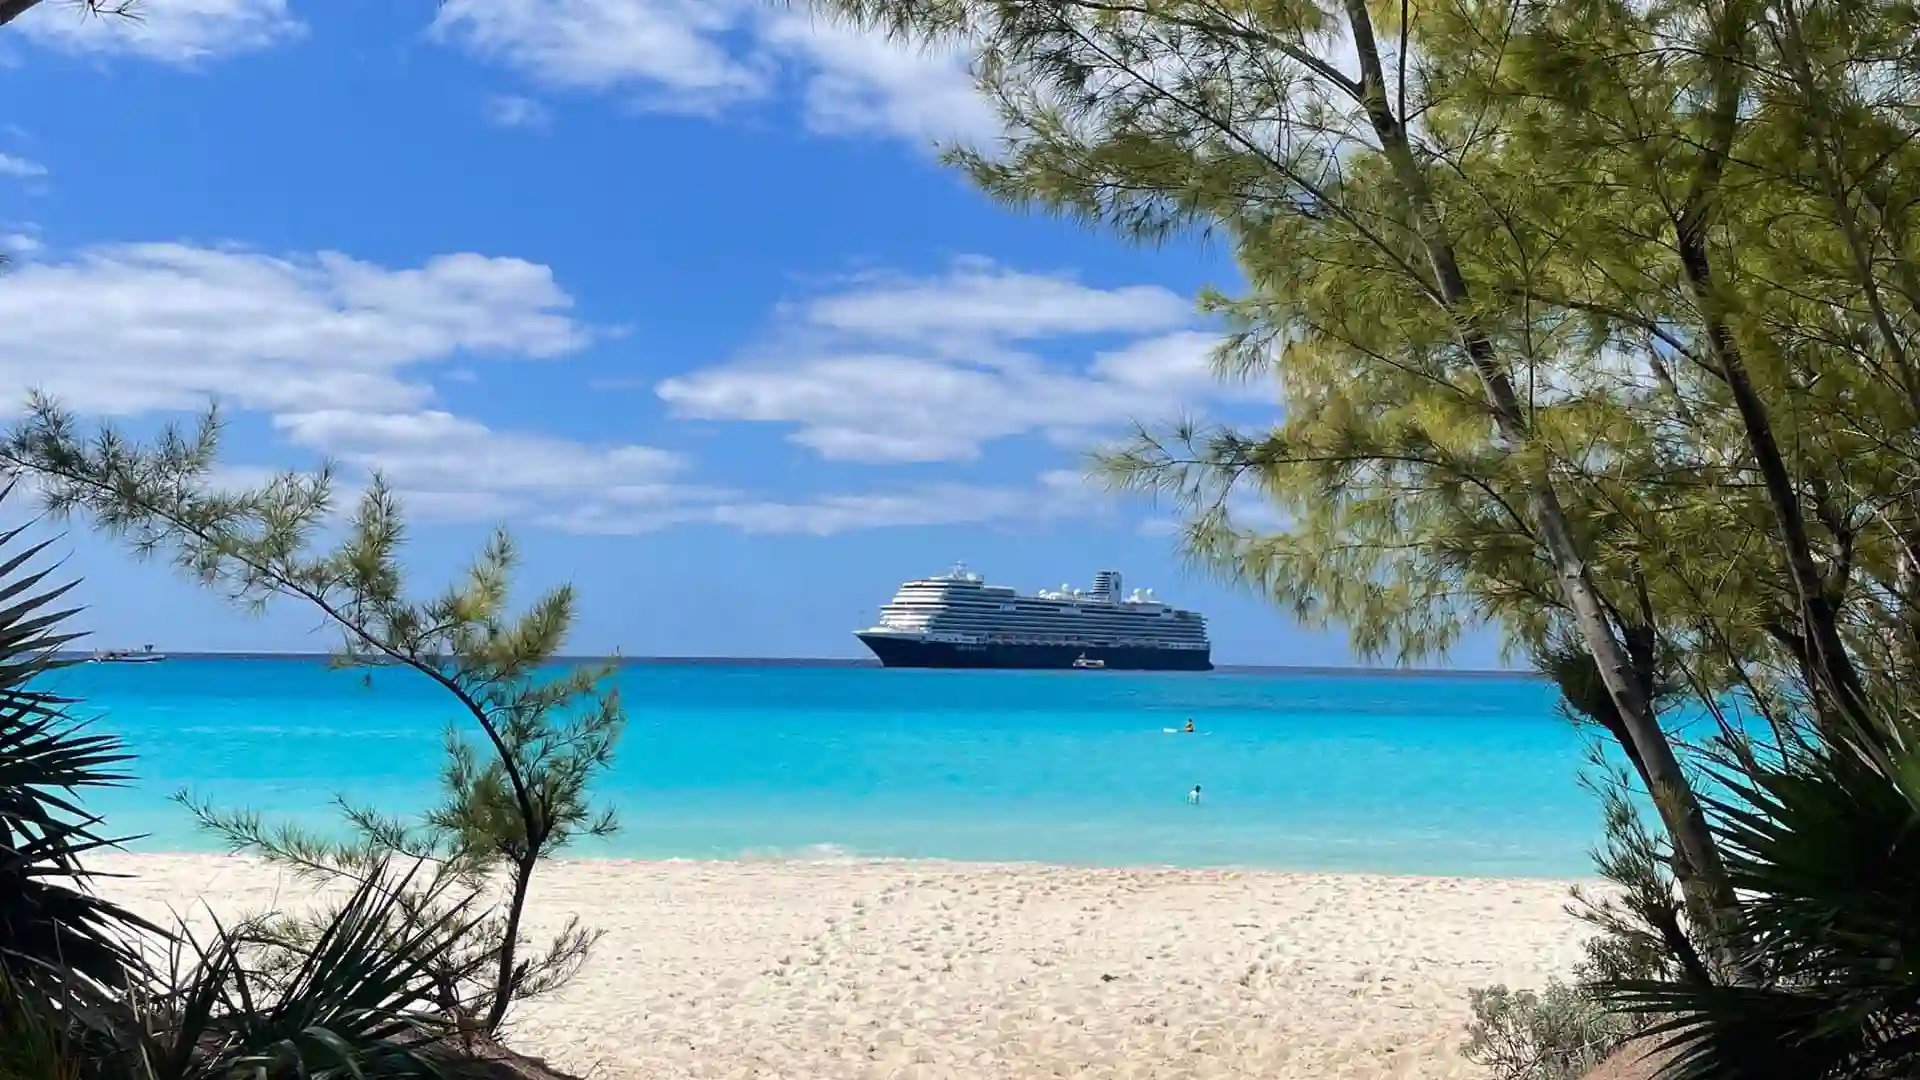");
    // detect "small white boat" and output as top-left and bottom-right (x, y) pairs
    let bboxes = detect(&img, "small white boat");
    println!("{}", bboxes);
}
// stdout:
(91, 644), (166, 664)
(1071, 654), (1106, 670)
